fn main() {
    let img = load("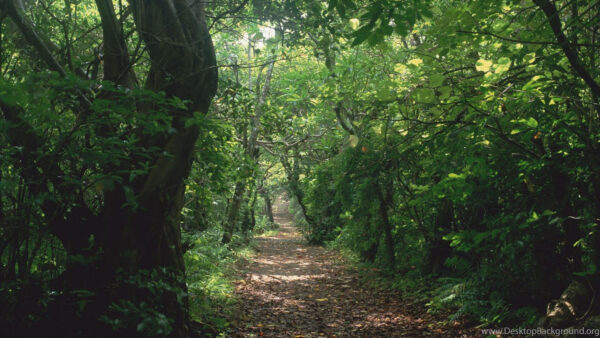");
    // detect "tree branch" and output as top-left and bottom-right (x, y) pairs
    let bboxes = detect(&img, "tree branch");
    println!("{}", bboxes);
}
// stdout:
(335, 102), (356, 135)
(534, 0), (600, 109)
(95, 0), (136, 87)
(208, 0), (249, 31)
(5, 0), (67, 76)
(5, 0), (93, 108)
